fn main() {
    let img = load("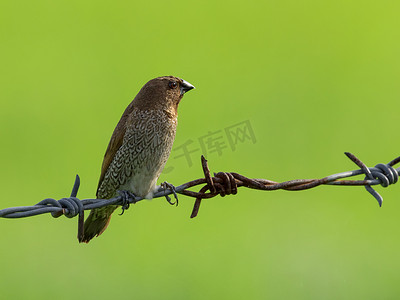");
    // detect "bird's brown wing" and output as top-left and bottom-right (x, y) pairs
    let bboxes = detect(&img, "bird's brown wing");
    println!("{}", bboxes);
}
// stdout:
(80, 103), (136, 243)
(96, 103), (135, 197)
